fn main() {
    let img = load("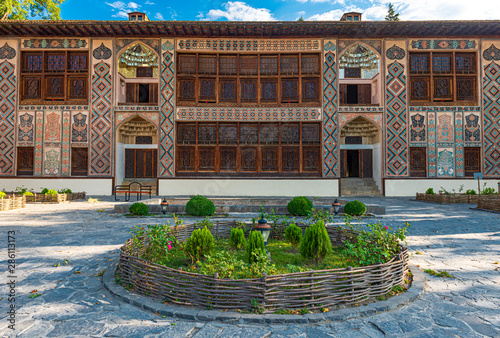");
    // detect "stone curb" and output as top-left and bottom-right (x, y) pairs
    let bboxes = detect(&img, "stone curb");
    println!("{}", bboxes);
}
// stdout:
(103, 263), (426, 325)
